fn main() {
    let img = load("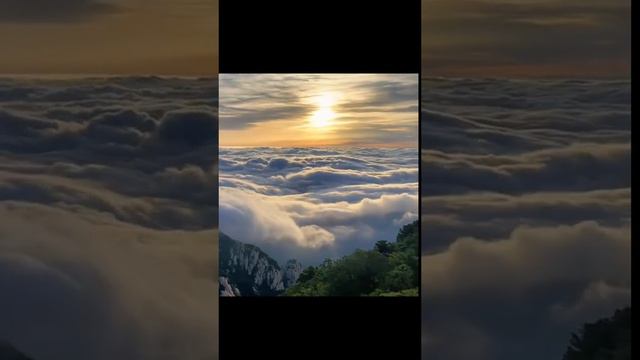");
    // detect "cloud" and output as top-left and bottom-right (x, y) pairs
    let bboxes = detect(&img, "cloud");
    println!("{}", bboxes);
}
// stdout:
(421, 221), (630, 360)
(218, 74), (418, 147)
(219, 147), (418, 265)
(0, 202), (218, 360)
(422, 188), (630, 251)
(220, 105), (309, 130)
(0, 0), (123, 23)
(422, 143), (630, 196)
(421, 79), (630, 155)
(424, 221), (629, 295)
(420, 78), (630, 360)
(282, 167), (418, 192)
(0, 77), (219, 359)
(220, 187), (335, 250)
(155, 109), (218, 148)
